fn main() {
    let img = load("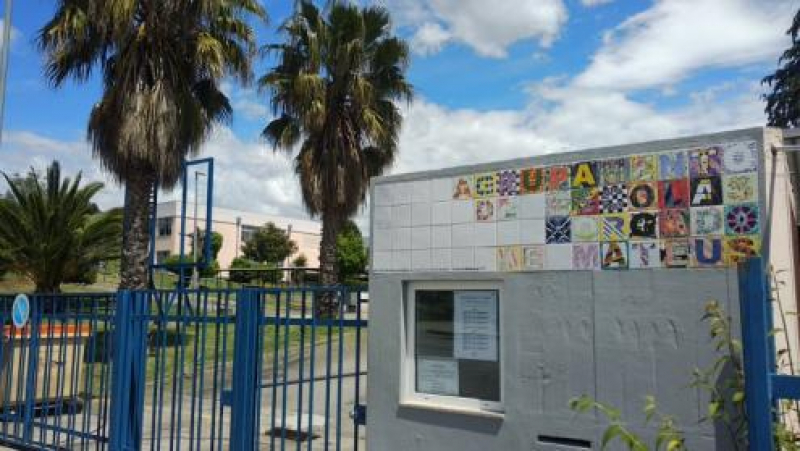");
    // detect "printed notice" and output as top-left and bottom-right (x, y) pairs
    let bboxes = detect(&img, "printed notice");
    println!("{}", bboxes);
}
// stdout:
(417, 357), (459, 396)
(454, 290), (498, 361)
